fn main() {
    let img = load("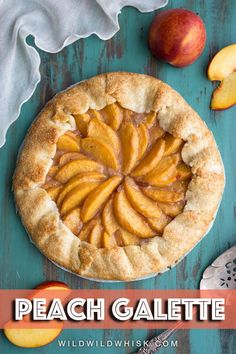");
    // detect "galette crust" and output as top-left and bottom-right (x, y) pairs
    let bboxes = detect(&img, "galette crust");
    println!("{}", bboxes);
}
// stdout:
(13, 72), (225, 281)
